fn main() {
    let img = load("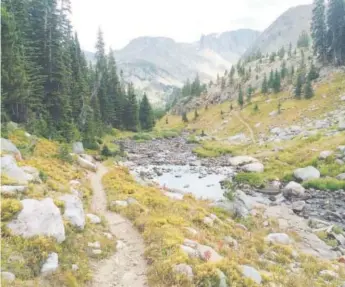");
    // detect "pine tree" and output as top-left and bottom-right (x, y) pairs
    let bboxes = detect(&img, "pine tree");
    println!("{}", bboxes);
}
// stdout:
(238, 85), (244, 108)
(247, 85), (253, 103)
(304, 77), (314, 99)
(182, 112), (188, 123)
(261, 73), (268, 94)
(273, 70), (281, 93)
(297, 31), (310, 48)
(281, 60), (287, 79)
(268, 69), (274, 90)
(139, 94), (154, 130)
(308, 62), (319, 81)
(194, 109), (199, 119)
(311, 0), (327, 63)
(294, 72), (304, 99)
(326, 0), (345, 65)
(288, 42), (292, 57)
(124, 83), (139, 131)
